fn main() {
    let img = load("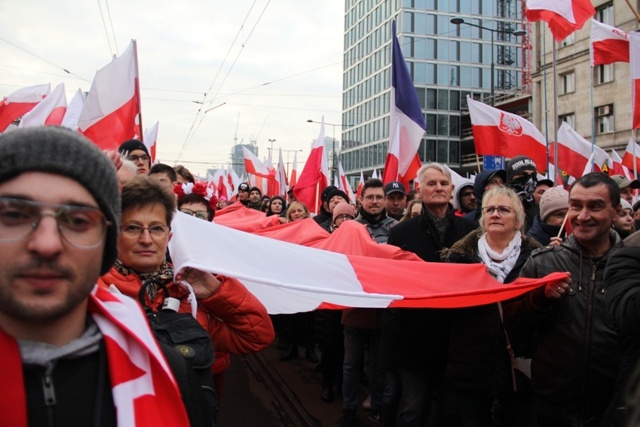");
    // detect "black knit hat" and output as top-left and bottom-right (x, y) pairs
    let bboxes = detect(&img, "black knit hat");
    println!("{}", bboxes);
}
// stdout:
(321, 185), (338, 202)
(0, 127), (121, 275)
(326, 188), (349, 203)
(249, 186), (262, 195)
(118, 139), (149, 157)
